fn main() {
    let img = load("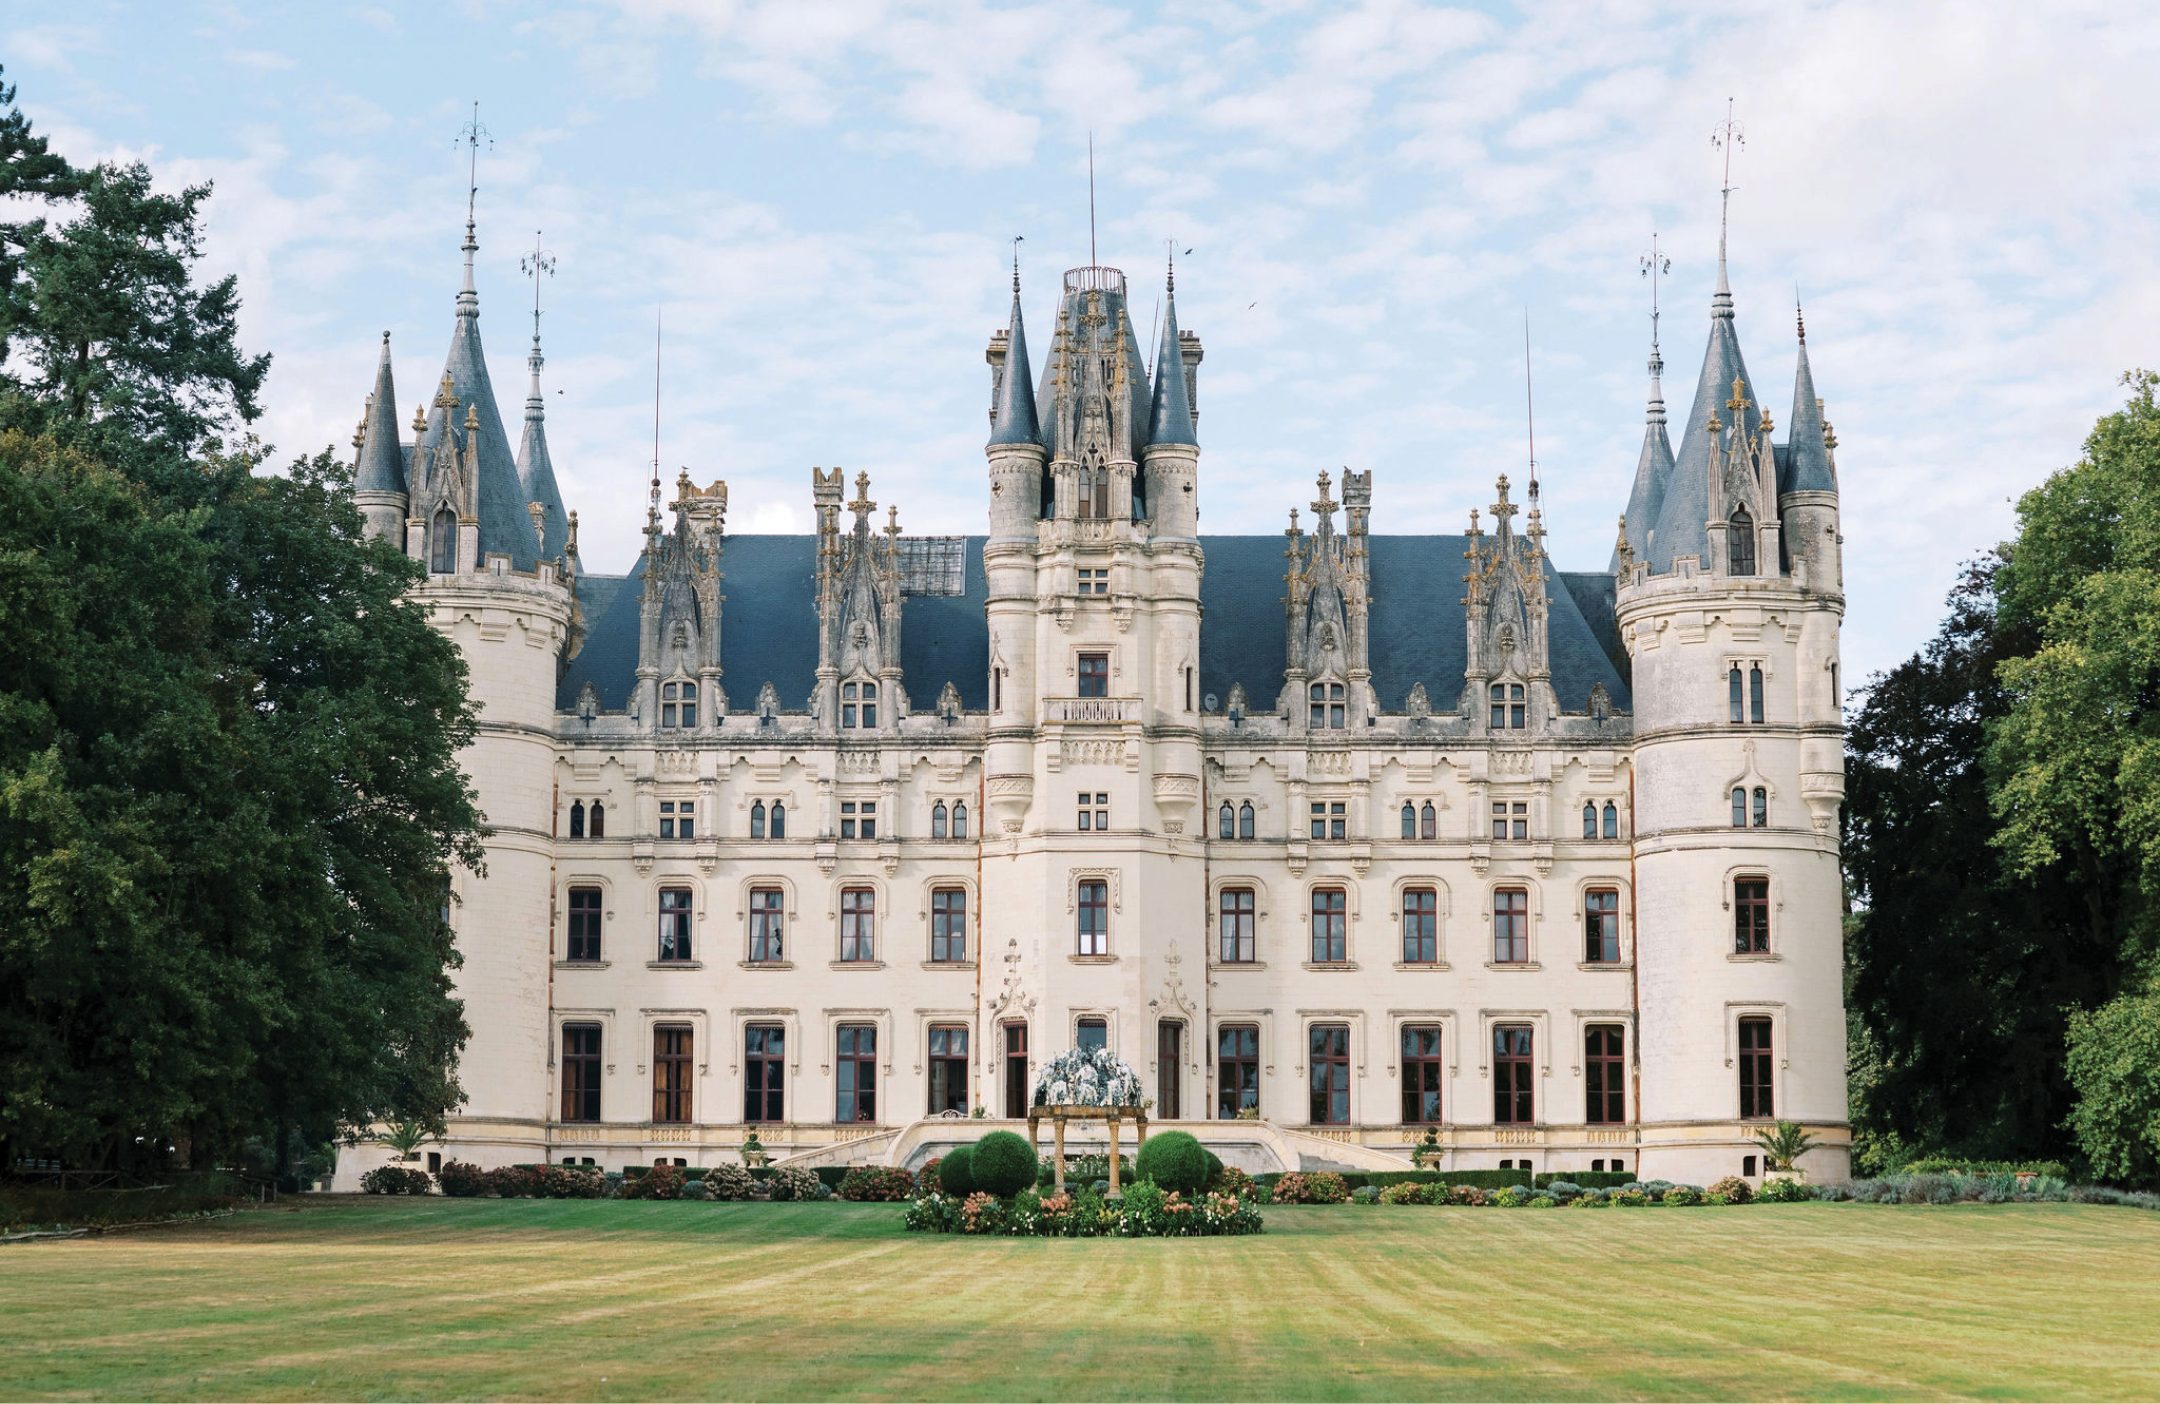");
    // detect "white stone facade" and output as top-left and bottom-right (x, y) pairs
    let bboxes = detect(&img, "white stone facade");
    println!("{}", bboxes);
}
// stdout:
(334, 256), (1849, 1190)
